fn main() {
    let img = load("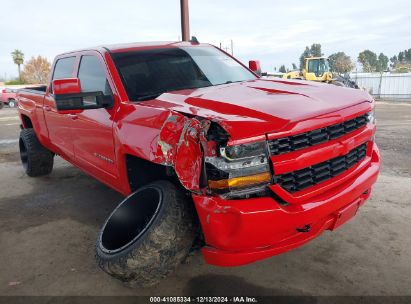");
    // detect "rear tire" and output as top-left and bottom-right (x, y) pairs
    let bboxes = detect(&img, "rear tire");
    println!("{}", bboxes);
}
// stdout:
(8, 99), (16, 108)
(96, 180), (197, 287)
(19, 128), (54, 177)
